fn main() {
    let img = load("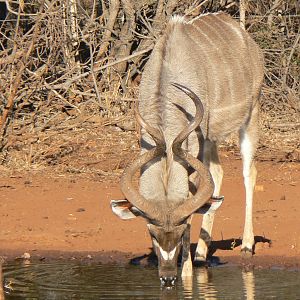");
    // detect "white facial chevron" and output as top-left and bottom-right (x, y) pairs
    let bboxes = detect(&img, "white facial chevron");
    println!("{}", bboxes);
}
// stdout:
(153, 239), (177, 260)
(160, 246), (177, 260)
